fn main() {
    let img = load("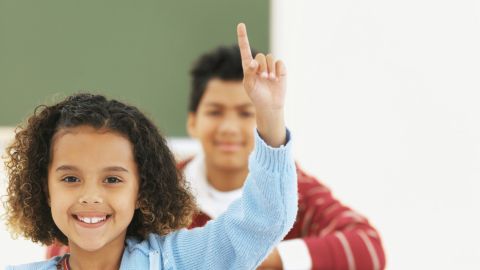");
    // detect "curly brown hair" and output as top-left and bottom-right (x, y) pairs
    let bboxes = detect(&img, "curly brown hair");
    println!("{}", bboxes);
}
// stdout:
(3, 93), (197, 245)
